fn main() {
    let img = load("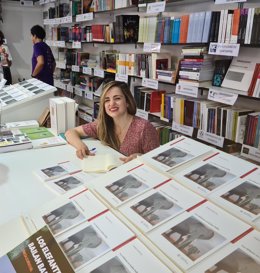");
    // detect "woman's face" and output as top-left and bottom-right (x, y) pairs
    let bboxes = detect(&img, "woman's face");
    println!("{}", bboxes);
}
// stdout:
(104, 86), (128, 119)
